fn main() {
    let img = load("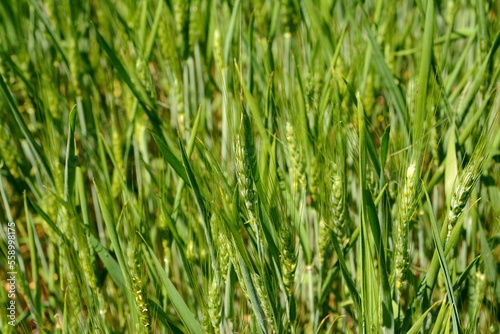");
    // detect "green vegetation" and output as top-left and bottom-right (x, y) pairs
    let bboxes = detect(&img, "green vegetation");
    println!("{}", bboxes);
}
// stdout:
(1, 0), (499, 333)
